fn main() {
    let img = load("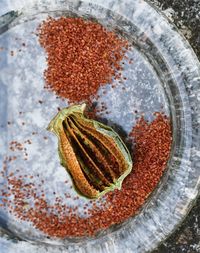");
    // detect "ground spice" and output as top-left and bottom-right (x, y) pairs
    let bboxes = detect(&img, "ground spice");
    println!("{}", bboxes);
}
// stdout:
(0, 112), (172, 237)
(38, 17), (128, 103)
